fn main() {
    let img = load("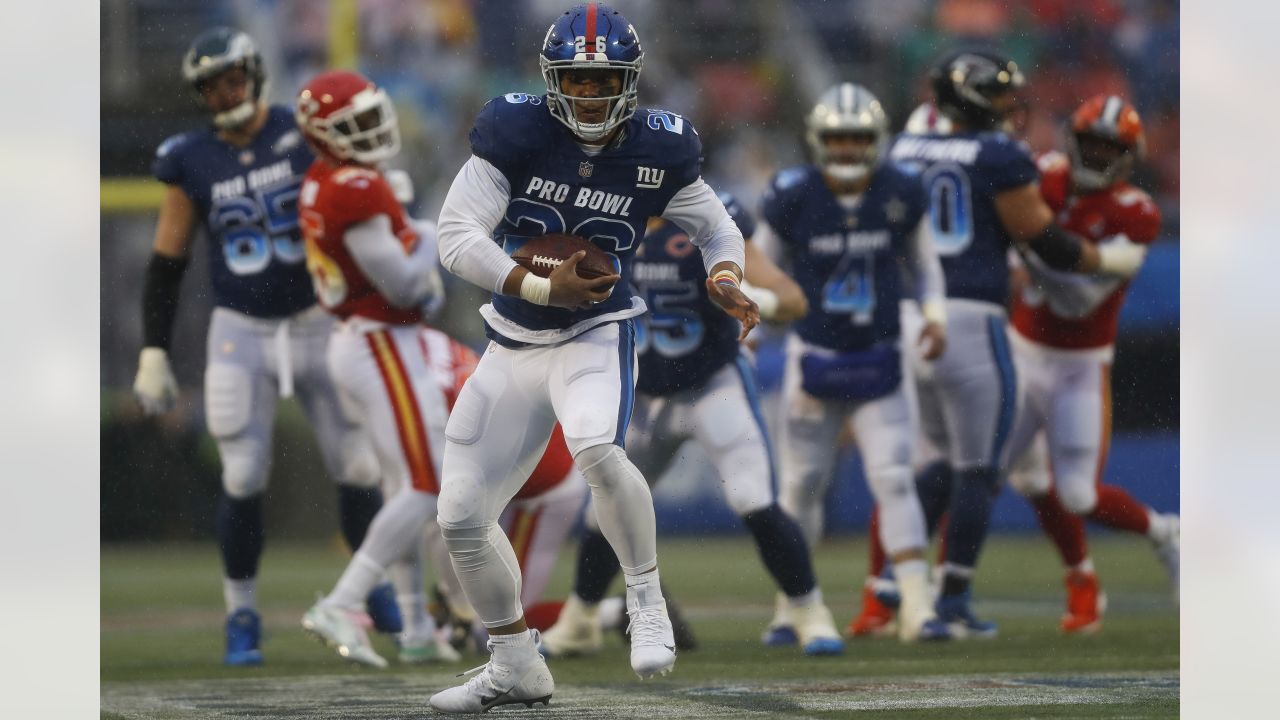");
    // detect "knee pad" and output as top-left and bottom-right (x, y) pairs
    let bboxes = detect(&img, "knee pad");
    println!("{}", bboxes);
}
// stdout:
(575, 444), (639, 493)
(1008, 464), (1050, 498)
(1057, 479), (1098, 515)
(437, 521), (493, 562)
(1051, 446), (1098, 514)
(218, 437), (271, 499)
